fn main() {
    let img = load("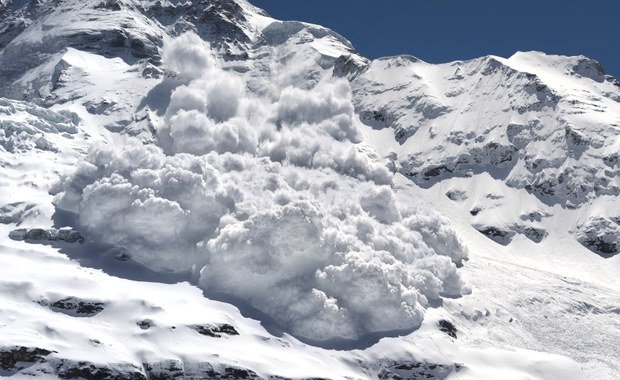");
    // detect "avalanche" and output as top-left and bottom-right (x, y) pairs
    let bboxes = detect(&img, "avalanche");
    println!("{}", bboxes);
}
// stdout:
(53, 32), (469, 342)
